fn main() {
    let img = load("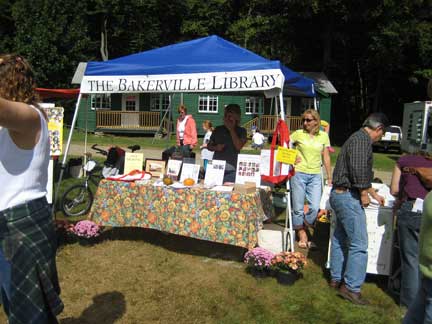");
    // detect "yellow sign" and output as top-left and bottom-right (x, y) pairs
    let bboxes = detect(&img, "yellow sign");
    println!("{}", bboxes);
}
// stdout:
(275, 147), (297, 165)
(43, 107), (64, 156)
(124, 152), (144, 174)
